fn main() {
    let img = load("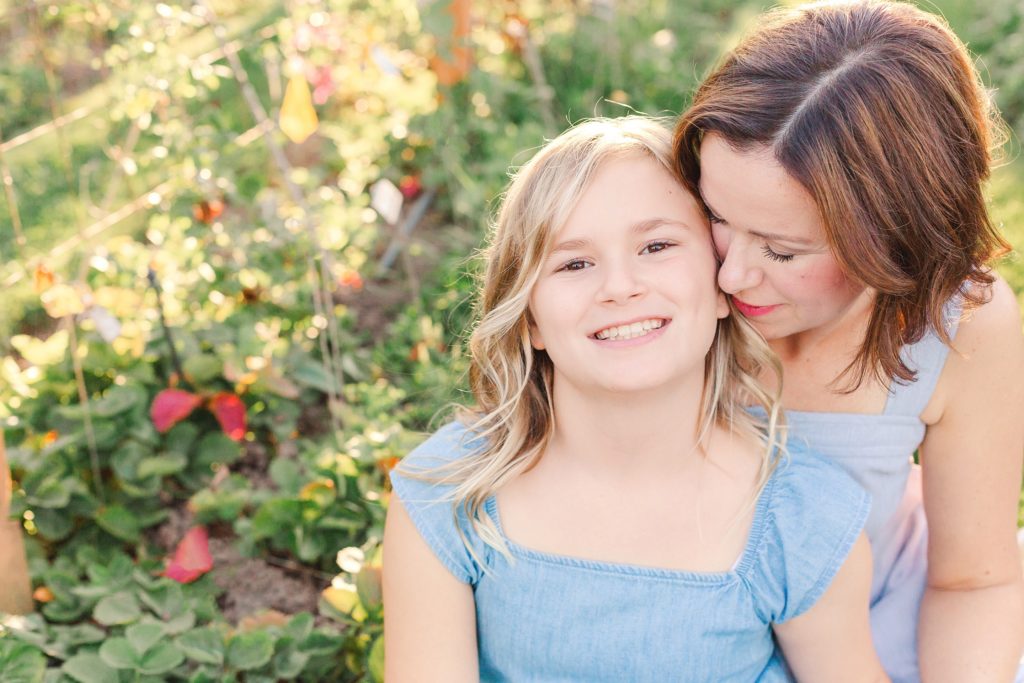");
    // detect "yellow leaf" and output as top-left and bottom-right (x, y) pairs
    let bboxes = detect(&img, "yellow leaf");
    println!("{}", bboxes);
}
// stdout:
(34, 263), (56, 294)
(322, 584), (359, 614)
(40, 284), (85, 318)
(11, 330), (68, 367)
(279, 76), (319, 144)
